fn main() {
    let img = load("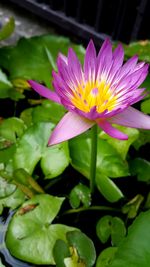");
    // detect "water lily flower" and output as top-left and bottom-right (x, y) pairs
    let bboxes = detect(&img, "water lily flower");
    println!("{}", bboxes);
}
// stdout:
(29, 39), (150, 146)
